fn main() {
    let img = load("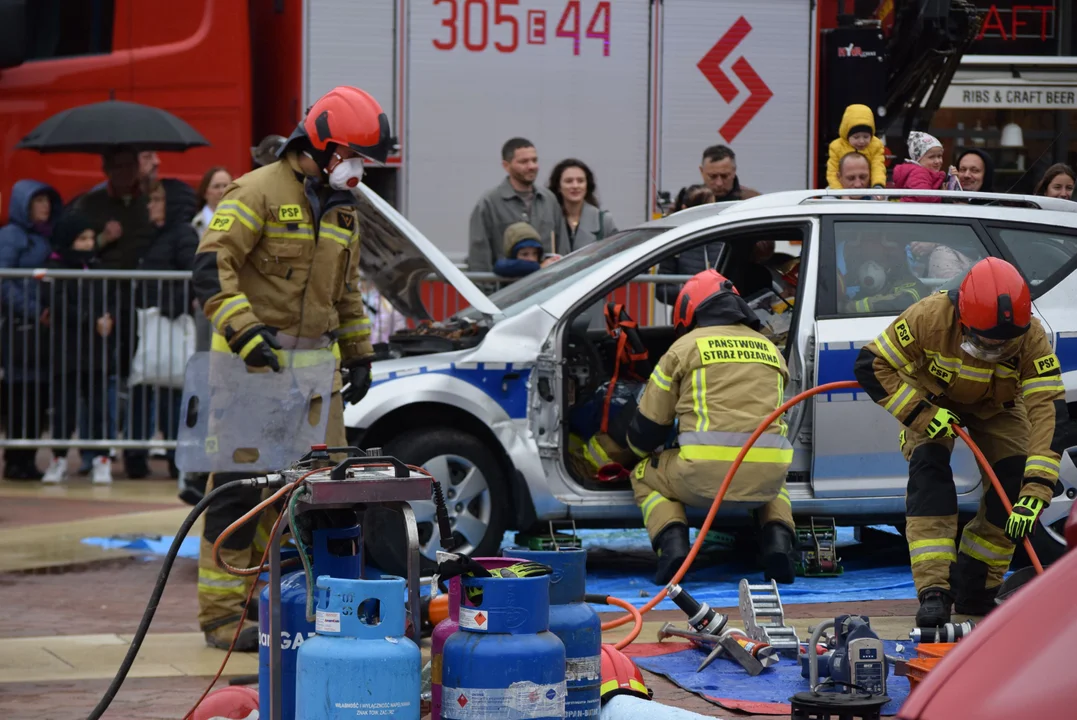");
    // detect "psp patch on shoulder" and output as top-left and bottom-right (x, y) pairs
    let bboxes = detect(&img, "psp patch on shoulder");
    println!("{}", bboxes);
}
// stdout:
(894, 319), (915, 347)
(208, 214), (235, 232)
(1034, 353), (1060, 375)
